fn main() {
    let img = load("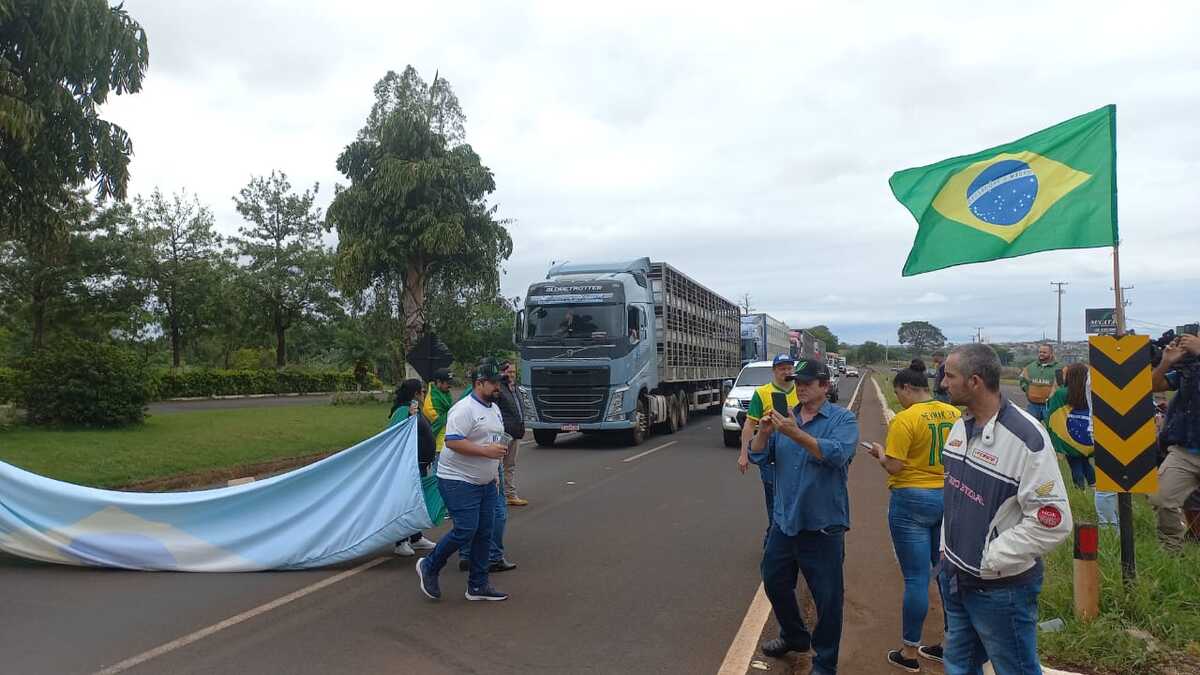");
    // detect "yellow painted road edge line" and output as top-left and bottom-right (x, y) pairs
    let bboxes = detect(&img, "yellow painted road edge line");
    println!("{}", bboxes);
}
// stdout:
(716, 583), (772, 675)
